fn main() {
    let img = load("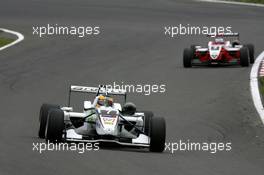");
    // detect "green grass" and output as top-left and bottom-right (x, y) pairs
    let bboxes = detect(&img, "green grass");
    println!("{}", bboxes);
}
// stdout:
(0, 37), (15, 47)
(232, 0), (264, 4)
(259, 77), (264, 96)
